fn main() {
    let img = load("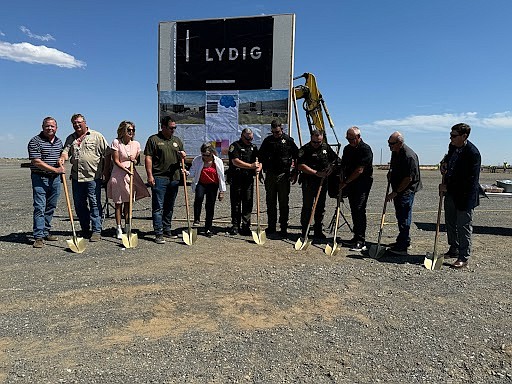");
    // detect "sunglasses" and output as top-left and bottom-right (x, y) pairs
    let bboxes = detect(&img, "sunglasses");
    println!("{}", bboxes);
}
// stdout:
(346, 136), (357, 141)
(201, 152), (212, 157)
(388, 141), (398, 146)
(127, 129), (135, 133)
(450, 132), (461, 138)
